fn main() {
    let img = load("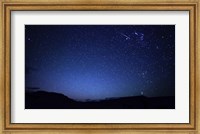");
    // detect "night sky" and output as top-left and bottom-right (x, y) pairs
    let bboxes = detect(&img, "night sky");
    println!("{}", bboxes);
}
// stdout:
(25, 25), (175, 101)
